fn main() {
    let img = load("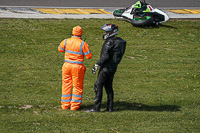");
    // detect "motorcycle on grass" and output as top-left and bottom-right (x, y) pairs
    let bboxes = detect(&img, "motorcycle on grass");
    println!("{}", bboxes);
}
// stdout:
(113, 0), (169, 26)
